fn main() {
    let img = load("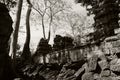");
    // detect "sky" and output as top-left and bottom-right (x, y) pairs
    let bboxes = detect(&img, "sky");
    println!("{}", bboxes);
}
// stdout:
(10, 0), (93, 52)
